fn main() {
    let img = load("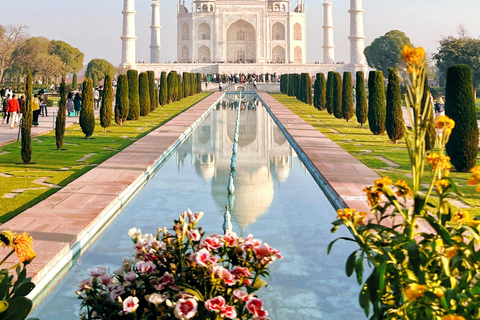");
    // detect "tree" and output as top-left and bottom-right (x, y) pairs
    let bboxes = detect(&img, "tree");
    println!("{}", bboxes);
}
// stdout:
(313, 73), (326, 110)
(85, 59), (115, 85)
(0, 24), (29, 82)
(342, 72), (354, 122)
(50, 40), (84, 74)
(21, 69), (33, 163)
(100, 74), (113, 132)
(421, 78), (436, 151)
(299, 73), (312, 105)
(159, 71), (168, 106)
(167, 71), (177, 103)
(196, 73), (202, 93)
(115, 74), (129, 126)
(356, 71), (368, 127)
(72, 73), (78, 91)
(139, 72), (151, 116)
(368, 71), (386, 135)
(55, 77), (66, 150)
(80, 78), (95, 138)
(333, 72), (343, 119)
(385, 68), (405, 143)
(183, 72), (189, 98)
(177, 73), (182, 102)
(364, 30), (412, 75)
(147, 71), (157, 111)
(445, 64), (479, 172)
(326, 71), (334, 114)
(127, 70), (140, 120)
